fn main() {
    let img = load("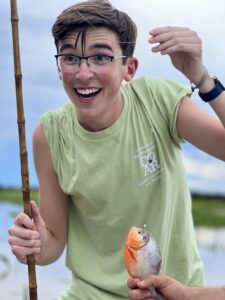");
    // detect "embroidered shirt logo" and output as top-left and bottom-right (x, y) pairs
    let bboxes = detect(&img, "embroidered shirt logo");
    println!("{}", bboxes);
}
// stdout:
(135, 142), (162, 186)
